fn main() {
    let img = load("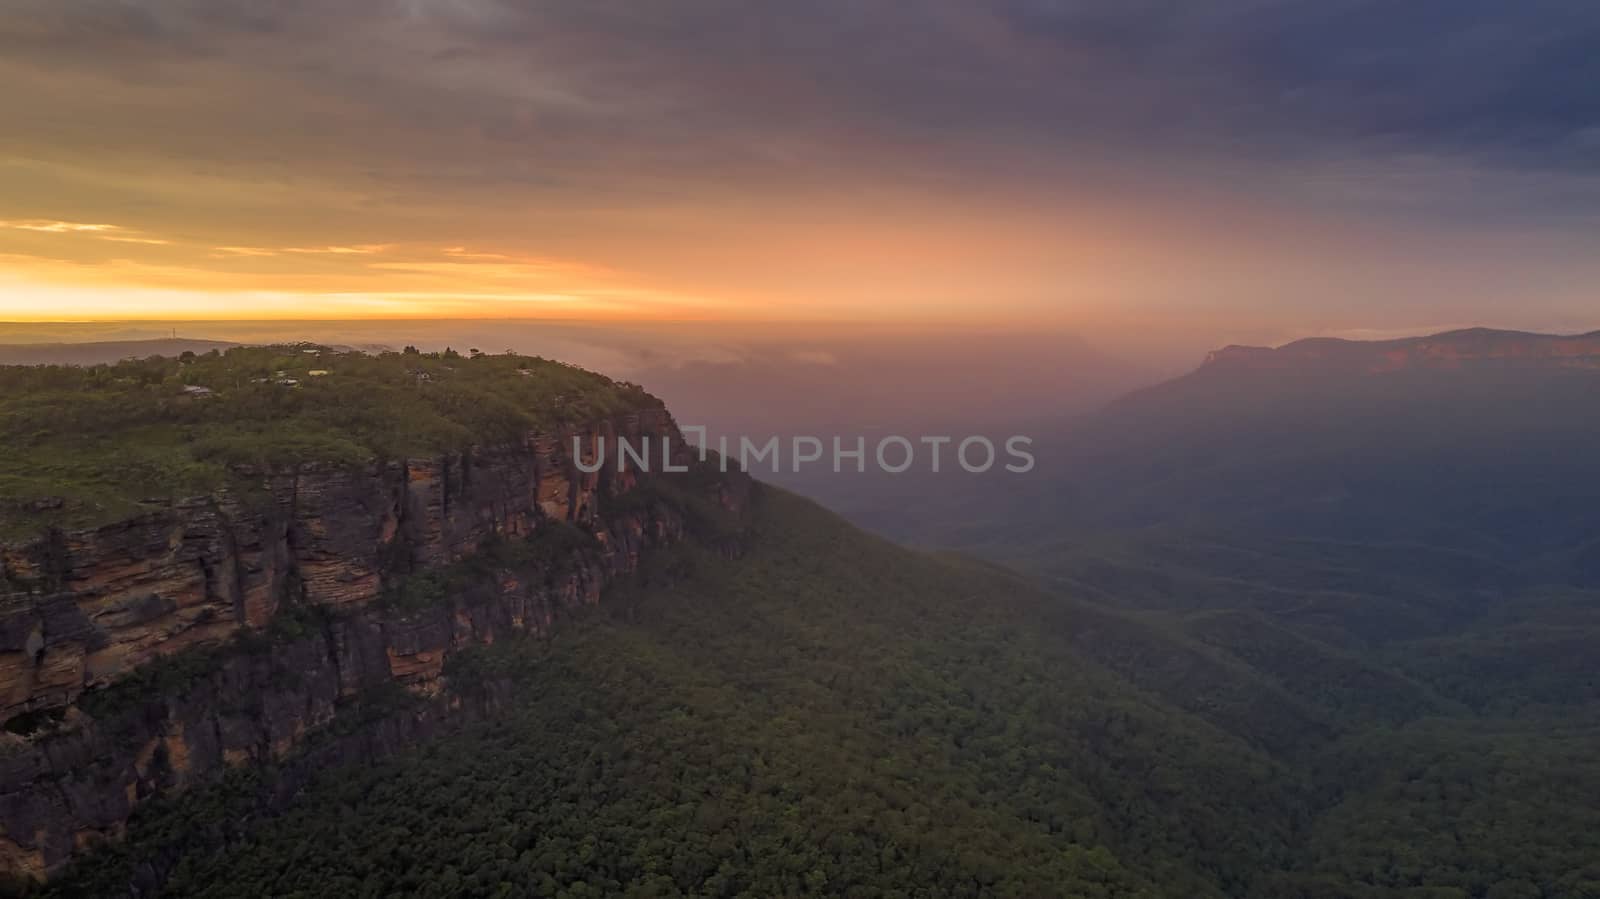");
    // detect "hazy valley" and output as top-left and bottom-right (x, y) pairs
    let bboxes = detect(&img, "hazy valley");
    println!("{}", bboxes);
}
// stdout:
(0, 329), (1592, 897)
